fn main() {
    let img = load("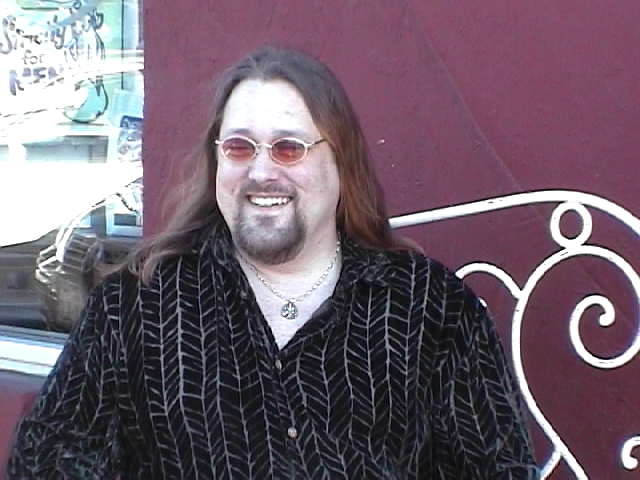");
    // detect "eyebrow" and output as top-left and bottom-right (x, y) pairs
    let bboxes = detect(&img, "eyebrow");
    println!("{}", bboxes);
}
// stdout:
(221, 128), (252, 137)
(220, 128), (317, 140)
